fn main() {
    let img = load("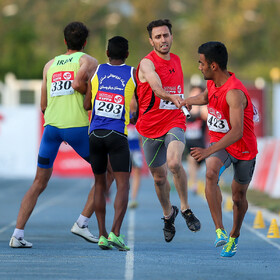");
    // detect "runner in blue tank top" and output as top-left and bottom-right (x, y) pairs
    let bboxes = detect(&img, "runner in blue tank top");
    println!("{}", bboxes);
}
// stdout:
(84, 36), (136, 251)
